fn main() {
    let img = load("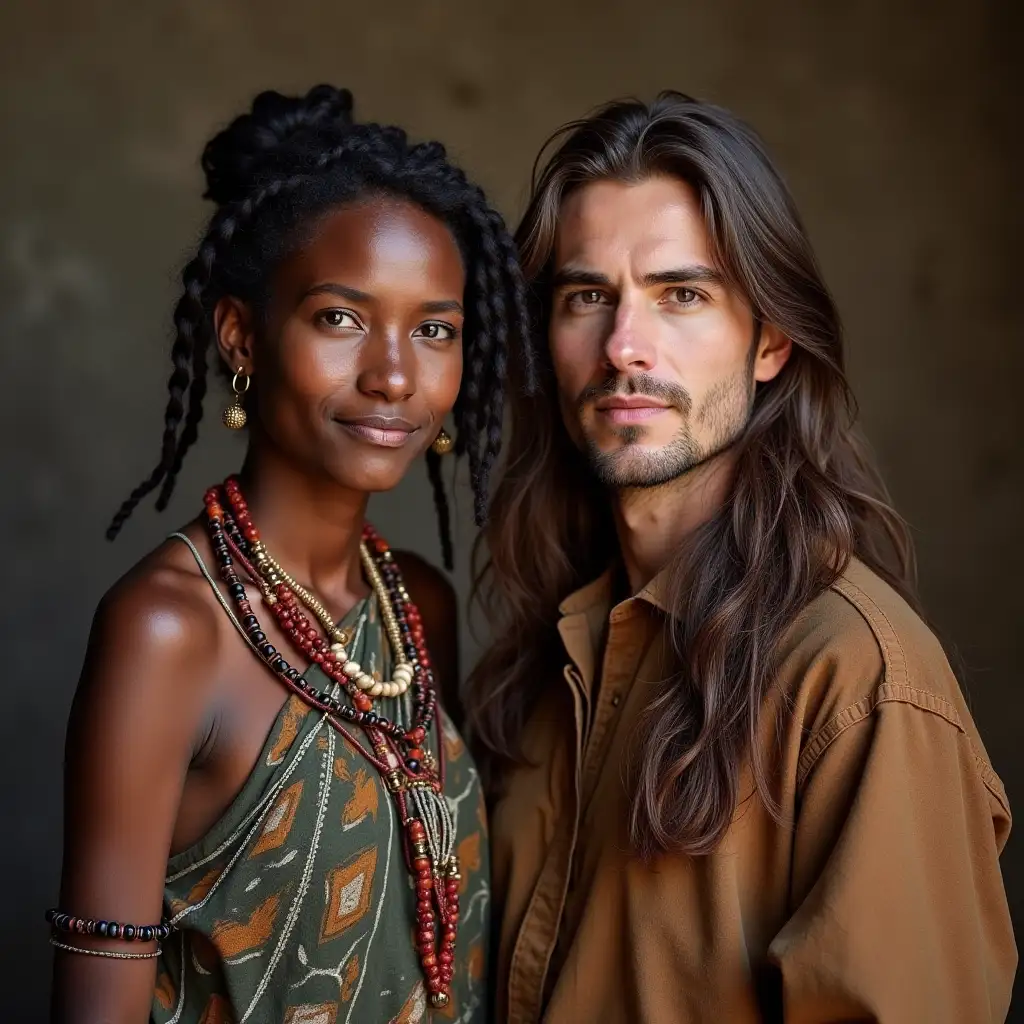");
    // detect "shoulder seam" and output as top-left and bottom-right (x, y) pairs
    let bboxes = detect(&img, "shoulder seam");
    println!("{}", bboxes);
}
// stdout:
(797, 682), (963, 787)
(796, 685), (1009, 816)
(830, 575), (909, 687)
(798, 573), (1008, 814)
